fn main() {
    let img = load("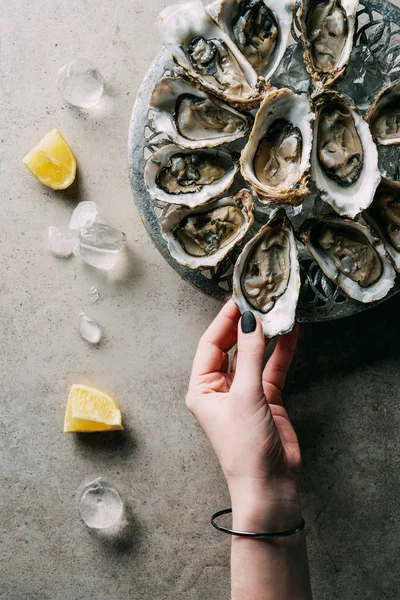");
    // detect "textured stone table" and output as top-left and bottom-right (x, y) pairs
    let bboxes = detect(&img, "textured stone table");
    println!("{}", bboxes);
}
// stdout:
(0, 1), (399, 599)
